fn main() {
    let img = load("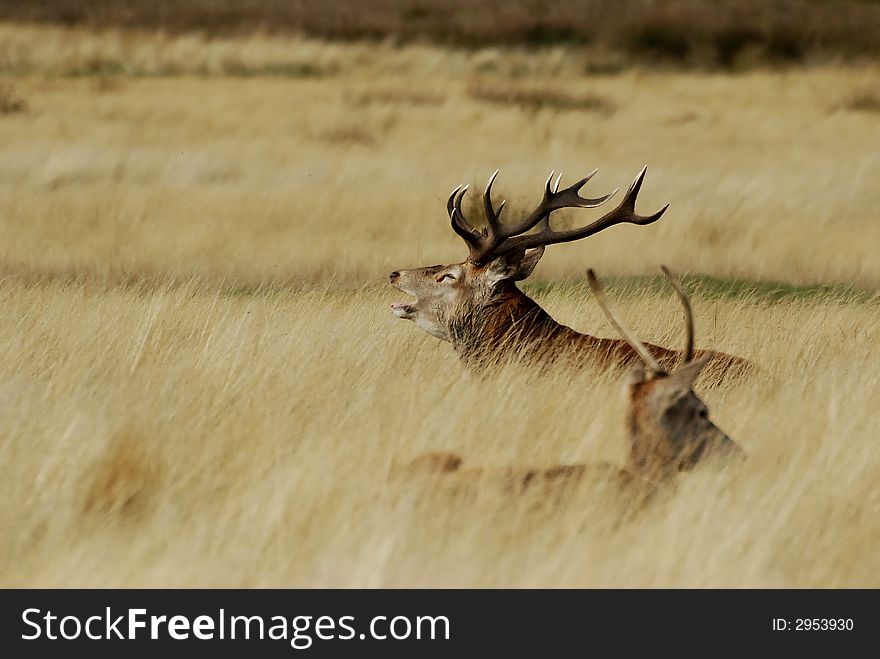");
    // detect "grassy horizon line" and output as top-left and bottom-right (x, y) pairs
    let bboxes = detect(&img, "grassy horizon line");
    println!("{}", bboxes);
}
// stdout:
(2, 1), (880, 70)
